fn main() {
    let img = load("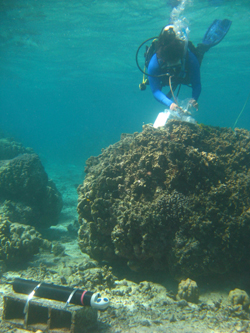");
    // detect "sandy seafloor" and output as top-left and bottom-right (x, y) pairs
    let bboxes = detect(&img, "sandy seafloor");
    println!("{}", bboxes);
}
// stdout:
(0, 162), (249, 333)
